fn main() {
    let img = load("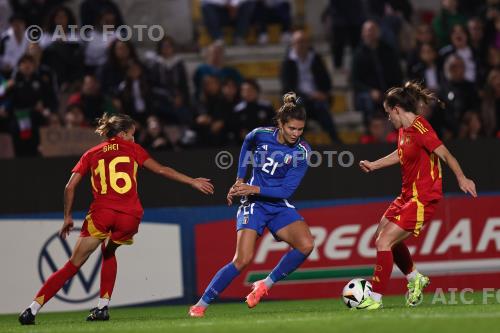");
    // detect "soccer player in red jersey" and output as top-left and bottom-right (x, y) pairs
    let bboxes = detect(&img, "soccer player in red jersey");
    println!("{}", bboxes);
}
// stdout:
(19, 114), (214, 325)
(357, 81), (477, 309)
